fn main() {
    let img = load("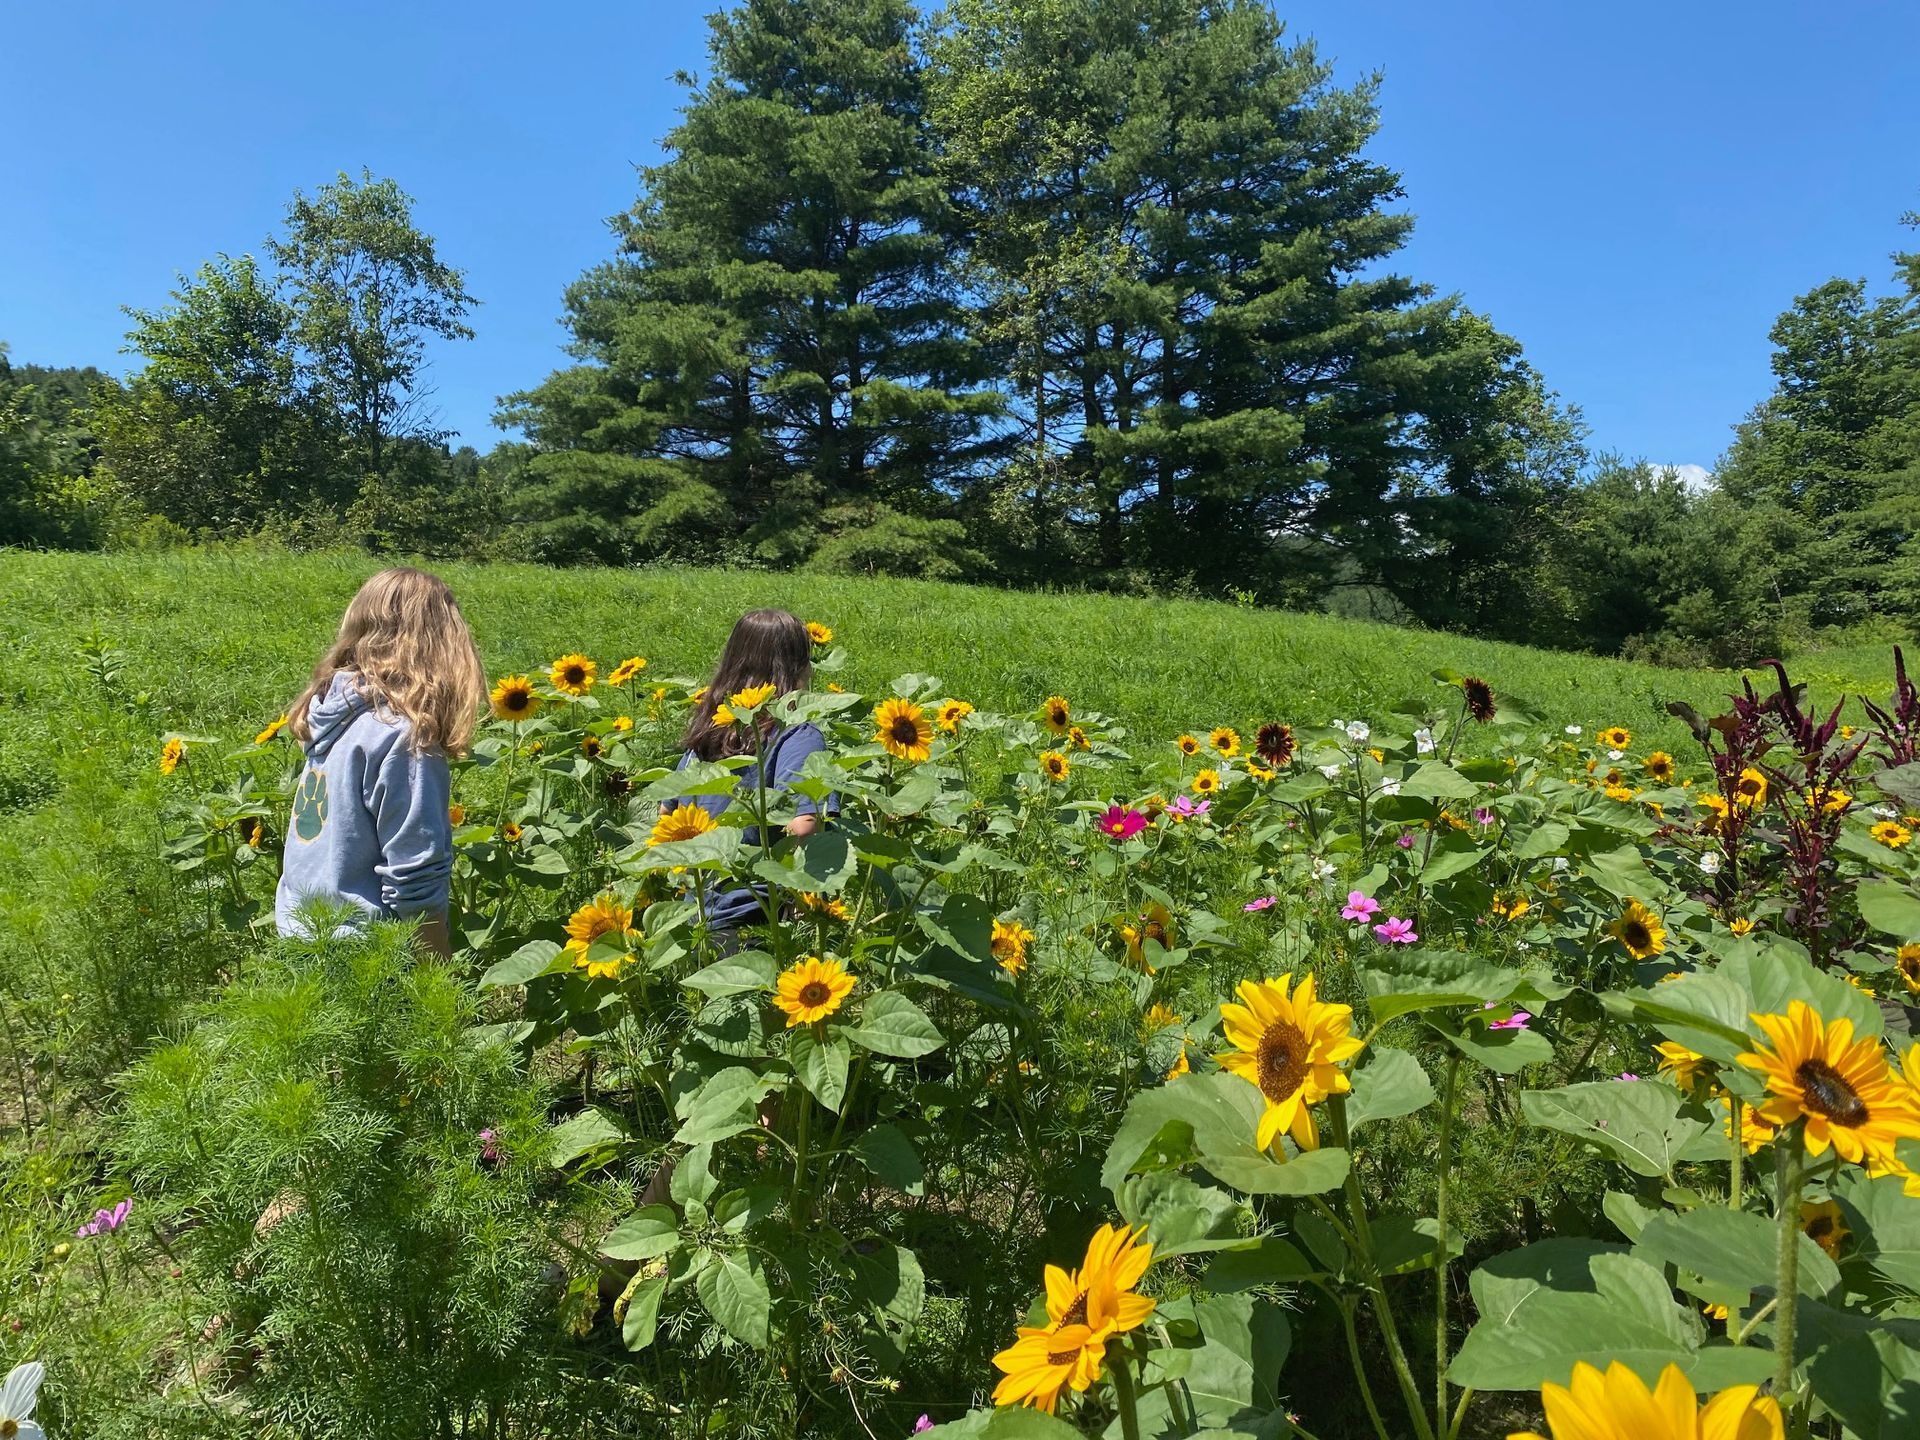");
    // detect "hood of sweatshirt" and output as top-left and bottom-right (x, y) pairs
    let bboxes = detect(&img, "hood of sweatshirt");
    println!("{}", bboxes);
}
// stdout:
(303, 671), (371, 760)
